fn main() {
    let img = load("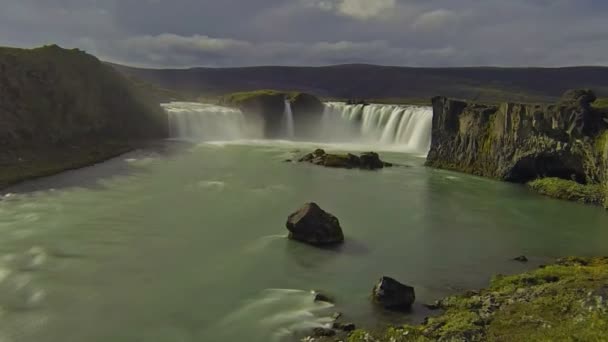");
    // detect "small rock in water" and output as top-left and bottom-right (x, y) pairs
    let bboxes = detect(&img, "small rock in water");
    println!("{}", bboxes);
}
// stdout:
(312, 327), (336, 337)
(372, 276), (416, 310)
(514, 255), (529, 263)
(286, 203), (344, 246)
(331, 312), (343, 320)
(332, 322), (356, 332)
(313, 291), (334, 303)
